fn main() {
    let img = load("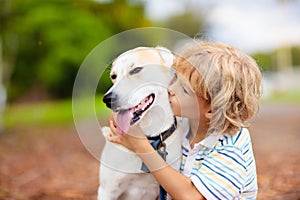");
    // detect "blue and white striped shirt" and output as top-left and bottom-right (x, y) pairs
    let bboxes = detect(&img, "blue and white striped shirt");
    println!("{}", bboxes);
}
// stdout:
(180, 128), (257, 199)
